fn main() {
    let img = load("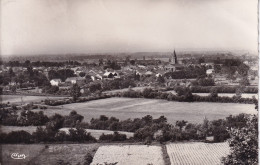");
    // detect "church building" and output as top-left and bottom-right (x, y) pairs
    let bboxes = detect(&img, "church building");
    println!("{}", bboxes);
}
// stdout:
(165, 50), (183, 72)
